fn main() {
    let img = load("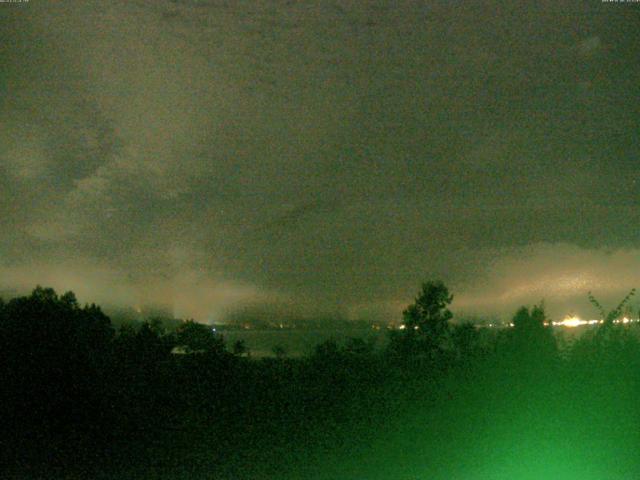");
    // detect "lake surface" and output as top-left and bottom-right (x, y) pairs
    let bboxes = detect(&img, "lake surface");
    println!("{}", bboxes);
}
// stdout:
(221, 328), (388, 357)
(220, 324), (621, 357)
